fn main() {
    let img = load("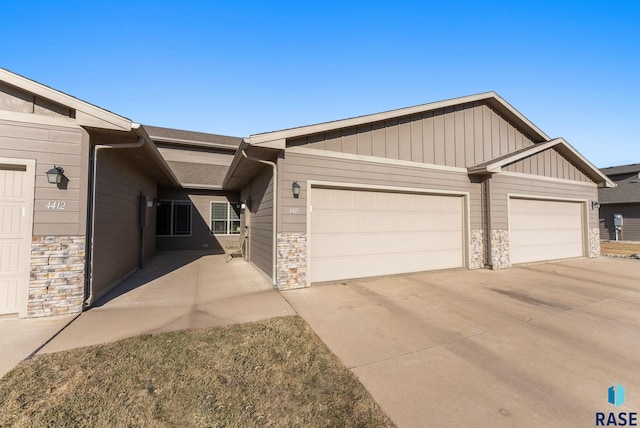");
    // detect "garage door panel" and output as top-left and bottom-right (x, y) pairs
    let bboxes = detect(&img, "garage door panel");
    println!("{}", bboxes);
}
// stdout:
(510, 198), (584, 264)
(312, 248), (463, 283)
(311, 188), (464, 282)
(312, 230), (464, 258)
